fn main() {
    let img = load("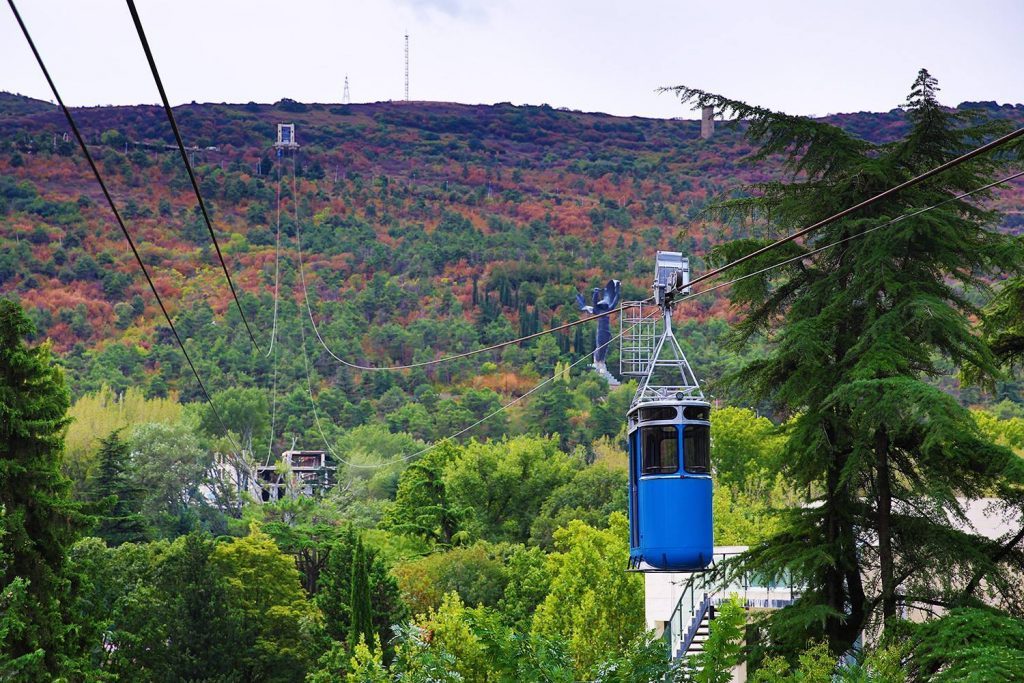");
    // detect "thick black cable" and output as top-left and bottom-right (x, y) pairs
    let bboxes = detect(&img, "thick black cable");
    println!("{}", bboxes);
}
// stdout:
(686, 168), (1024, 301)
(689, 126), (1024, 289)
(125, 0), (262, 354)
(7, 0), (238, 445)
(295, 126), (1024, 370)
